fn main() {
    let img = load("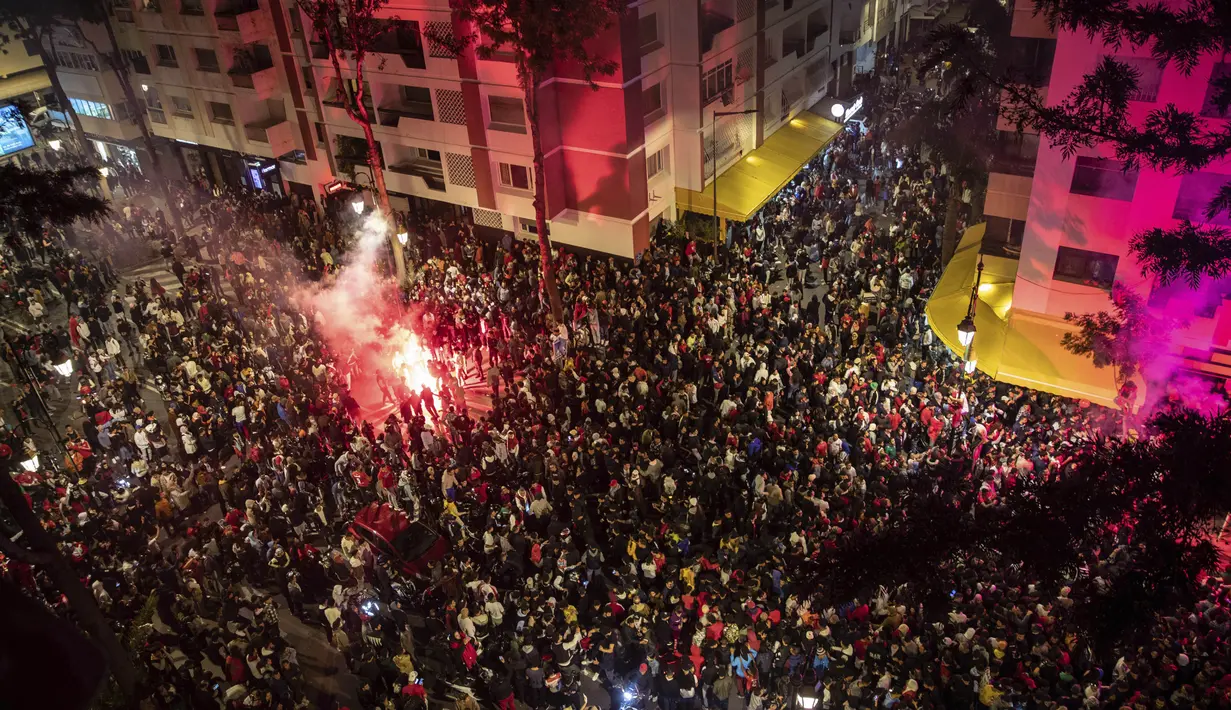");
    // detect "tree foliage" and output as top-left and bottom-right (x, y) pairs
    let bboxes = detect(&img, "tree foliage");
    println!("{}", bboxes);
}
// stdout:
(1061, 284), (1174, 388)
(825, 407), (1231, 653)
(0, 164), (110, 235)
(924, 0), (1231, 286)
